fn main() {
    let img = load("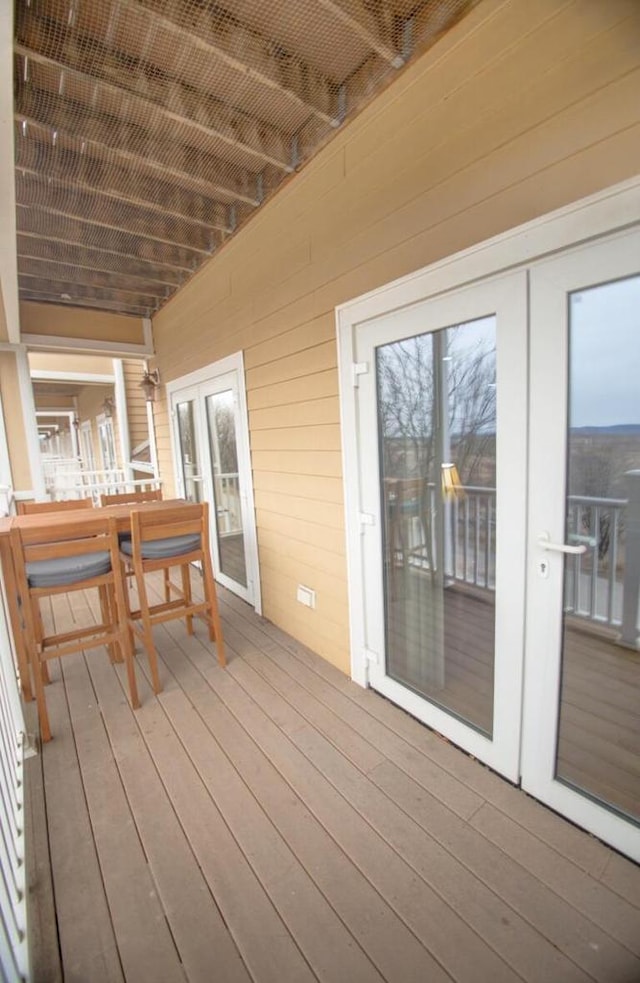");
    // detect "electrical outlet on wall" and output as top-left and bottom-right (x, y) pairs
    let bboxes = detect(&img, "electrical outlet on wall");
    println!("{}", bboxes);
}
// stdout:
(296, 585), (316, 609)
